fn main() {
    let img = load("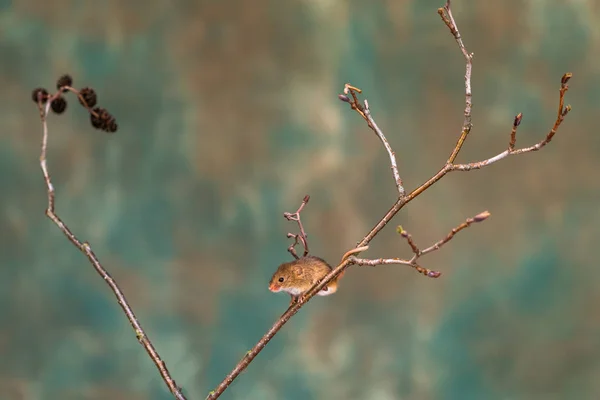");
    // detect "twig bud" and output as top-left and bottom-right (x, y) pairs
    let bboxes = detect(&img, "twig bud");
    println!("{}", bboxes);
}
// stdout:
(561, 72), (573, 86)
(513, 113), (523, 127)
(303, 195), (310, 203)
(562, 104), (572, 117)
(473, 210), (491, 222)
(338, 94), (350, 103)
